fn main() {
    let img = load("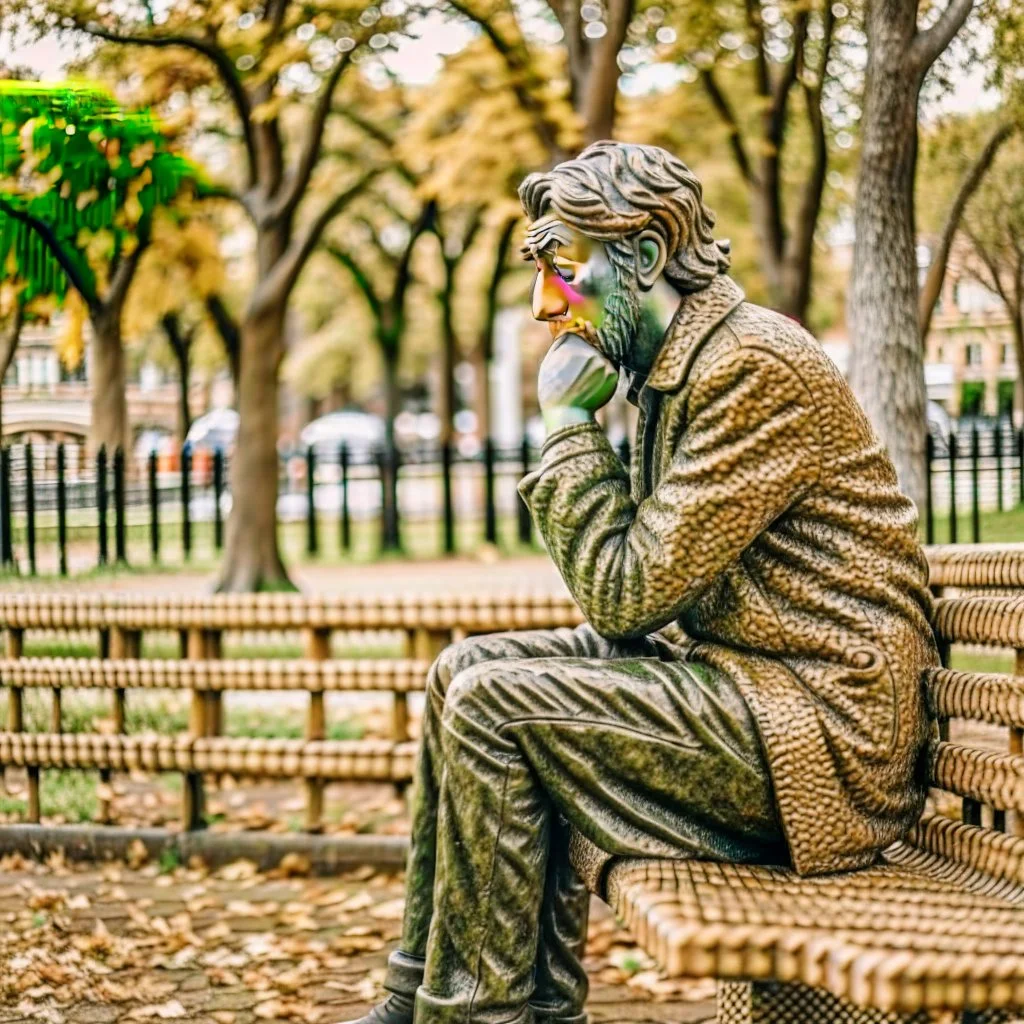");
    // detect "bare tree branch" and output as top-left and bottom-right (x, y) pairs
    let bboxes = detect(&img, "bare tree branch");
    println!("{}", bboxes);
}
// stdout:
(205, 293), (240, 383)
(910, 0), (976, 72)
(744, 0), (770, 99)
(259, 168), (379, 307)
(273, 48), (359, 218)
(443, 0), (562, 156)
(76, 23), (258, 185)
(700, 70), (757, 187)
(323, 242), (384, 320)
(919, 122), (1015, 340)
